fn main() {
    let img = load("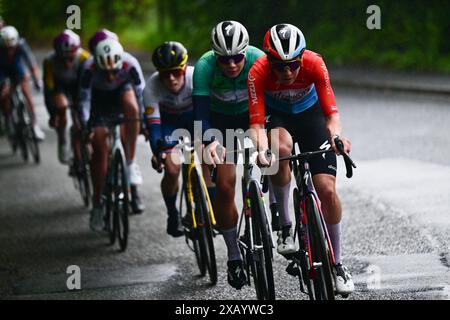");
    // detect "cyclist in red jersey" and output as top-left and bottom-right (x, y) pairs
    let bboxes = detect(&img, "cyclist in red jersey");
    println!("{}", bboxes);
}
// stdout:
(248, 23), (354, 296)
